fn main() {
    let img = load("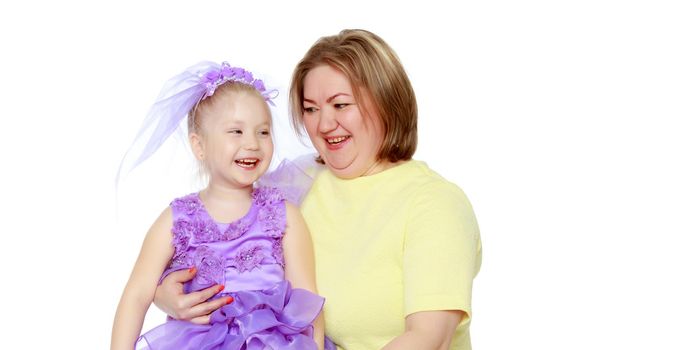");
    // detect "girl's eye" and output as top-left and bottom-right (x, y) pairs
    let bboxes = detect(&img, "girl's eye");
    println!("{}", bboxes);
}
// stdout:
(228, 129), (243, 135)
(259, 130), (270, 136)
